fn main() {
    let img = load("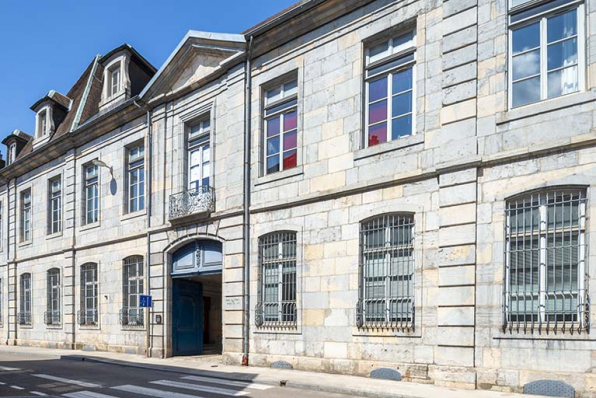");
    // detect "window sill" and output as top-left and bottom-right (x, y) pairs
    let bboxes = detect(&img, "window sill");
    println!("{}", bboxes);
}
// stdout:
(352, 327), (421, 338)
(121, 209), (146, 222)
(18, 325), (33, 329)
(354, 133), (424, 161)
(255, 166), (303, 187)
(254, 325), (302, 335)
(46, 231), (63, 240)
(46, 324), (63, 329)
(18, 241), (32, 248)
(497, 90), (596, 125)
(80, 222), (100, 232)
(79, 325), (100, 330)
(121, 325), (146, 331)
